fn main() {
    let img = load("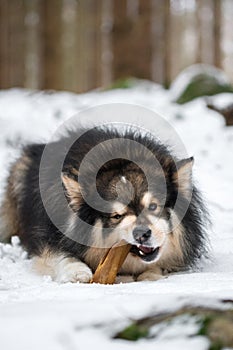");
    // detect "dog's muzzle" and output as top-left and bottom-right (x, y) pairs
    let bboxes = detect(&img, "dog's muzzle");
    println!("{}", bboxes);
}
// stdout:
(131, 226), (160, 262)
(133, 226), (151, 244)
